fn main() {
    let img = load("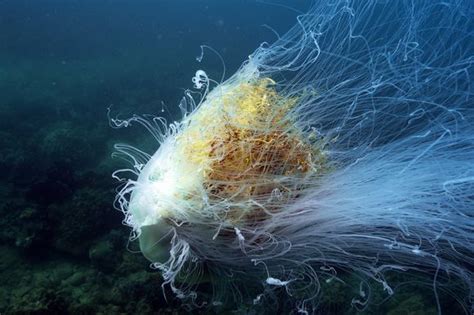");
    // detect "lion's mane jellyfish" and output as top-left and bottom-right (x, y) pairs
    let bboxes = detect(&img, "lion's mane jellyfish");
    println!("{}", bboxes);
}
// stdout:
(112, 0), (473, 313)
